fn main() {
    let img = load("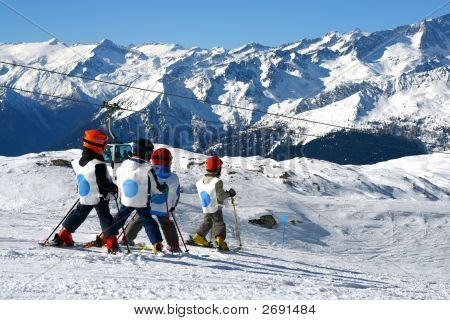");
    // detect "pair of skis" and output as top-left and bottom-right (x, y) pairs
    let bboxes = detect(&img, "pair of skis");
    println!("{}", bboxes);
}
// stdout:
(39, 240), (176, 256)
(185, 236), (242, 252)
(40, 195), (242, 255)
